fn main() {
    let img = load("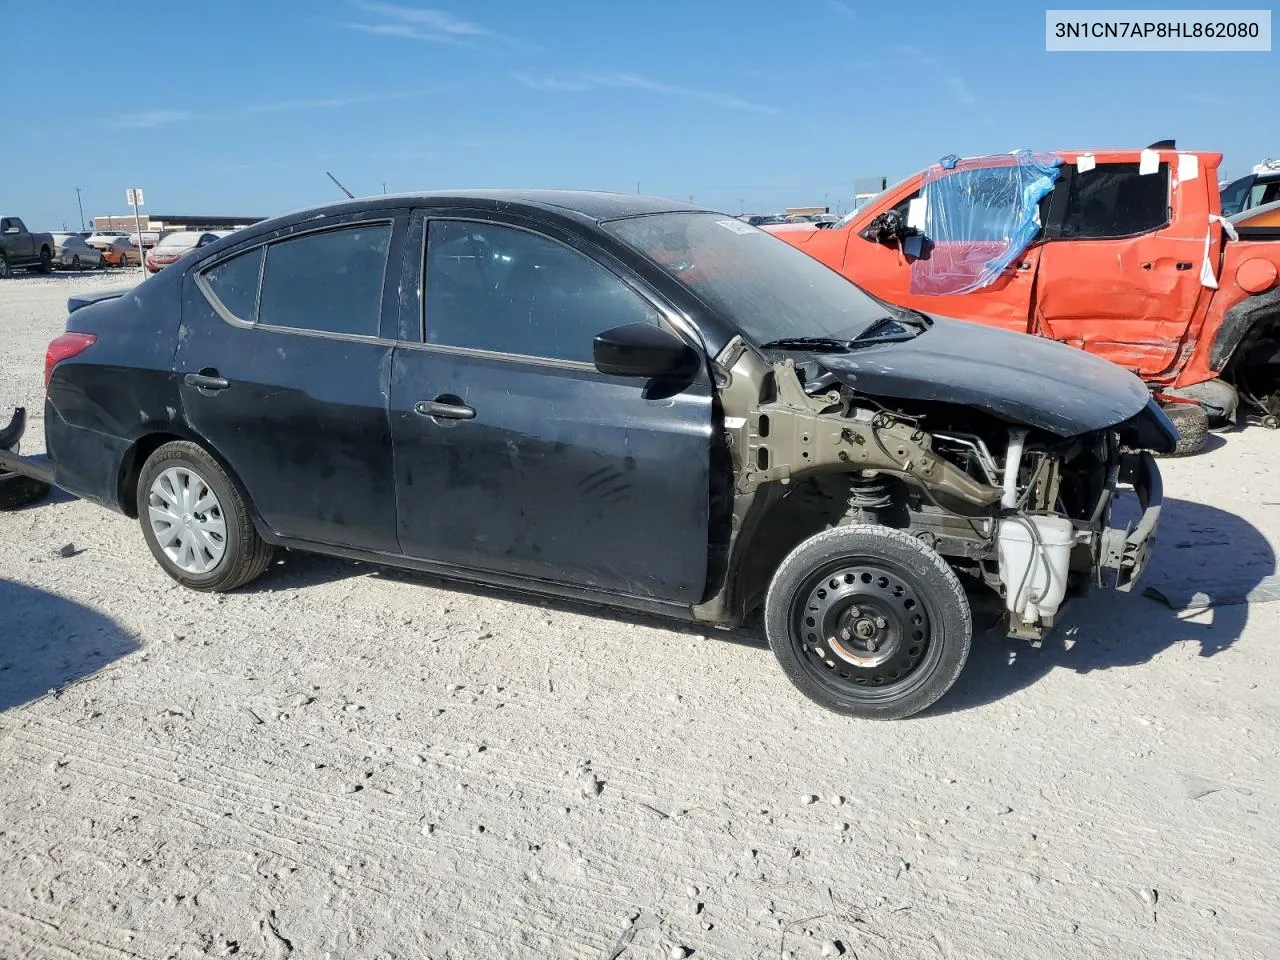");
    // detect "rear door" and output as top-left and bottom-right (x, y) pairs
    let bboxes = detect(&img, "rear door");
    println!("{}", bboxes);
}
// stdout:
(1034, 157), (1212, 377)
(176, 212), (407, 551)
(388, 211), (714, 603)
